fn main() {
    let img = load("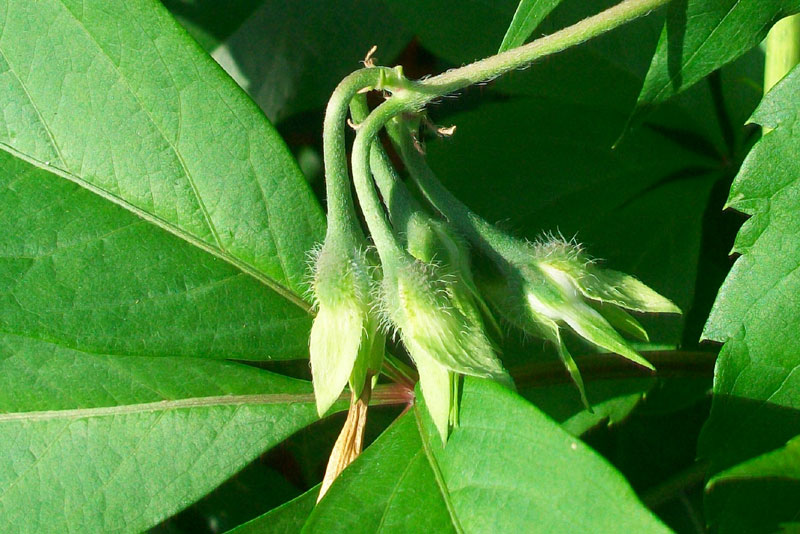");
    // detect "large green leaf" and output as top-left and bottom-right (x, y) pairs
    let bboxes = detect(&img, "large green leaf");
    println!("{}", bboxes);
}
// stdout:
(636, 0), (800, 111)
(0, 0), (324, 306)
(712, 434), (800, 484)
(0, 335), (330, 533)
(497, 0), (563, 52)
(699, 64), (800, 530)
(208, 0), (411, 123)
(0, 150), (311, 360)
(303, 378), (670, 533)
